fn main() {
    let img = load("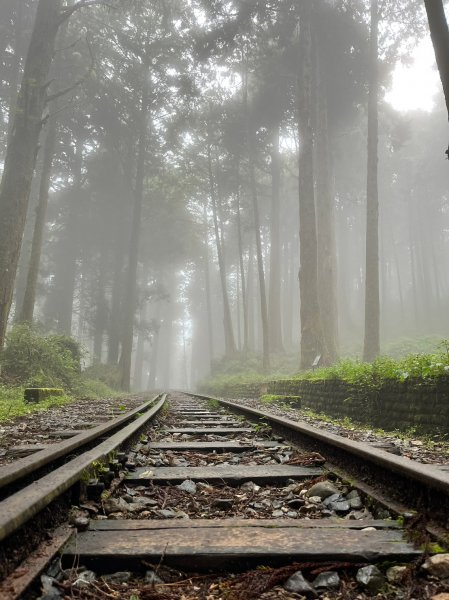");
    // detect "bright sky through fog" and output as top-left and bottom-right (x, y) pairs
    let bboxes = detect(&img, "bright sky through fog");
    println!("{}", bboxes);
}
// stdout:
(386, 38), (440, 112)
